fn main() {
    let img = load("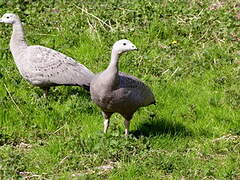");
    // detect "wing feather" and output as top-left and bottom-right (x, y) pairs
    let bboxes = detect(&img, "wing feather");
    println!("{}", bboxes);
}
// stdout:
(118, 72), (155, 106)
(22, 45), (94, 88)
